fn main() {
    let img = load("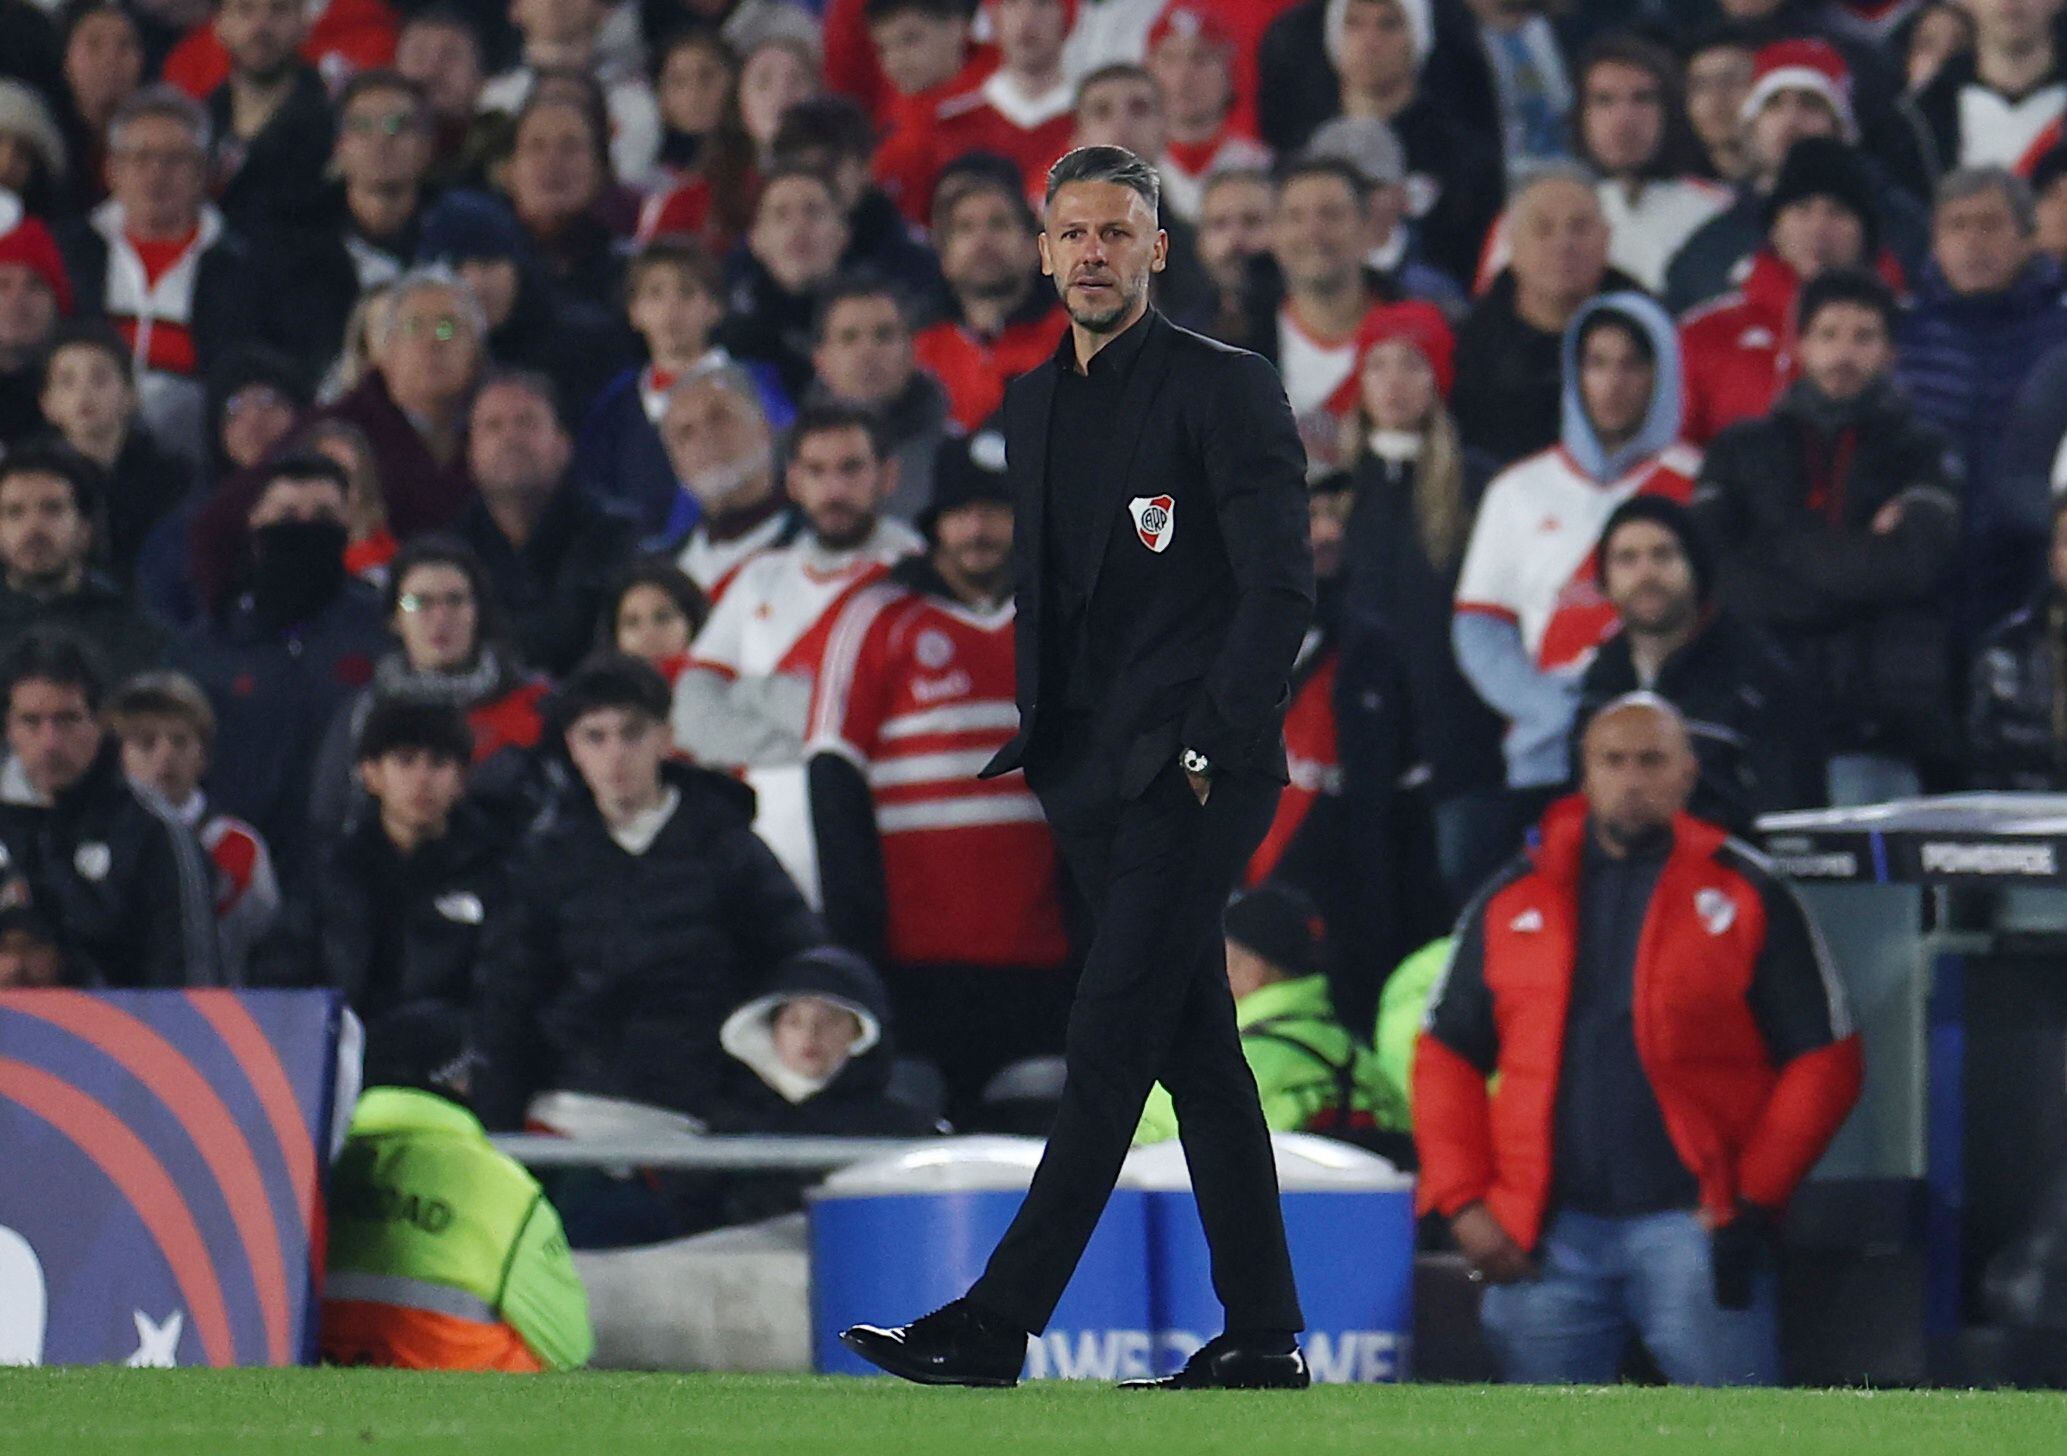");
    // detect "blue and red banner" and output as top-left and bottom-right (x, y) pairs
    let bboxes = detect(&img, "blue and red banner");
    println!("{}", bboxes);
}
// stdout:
(0, 990), (343, 1368)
